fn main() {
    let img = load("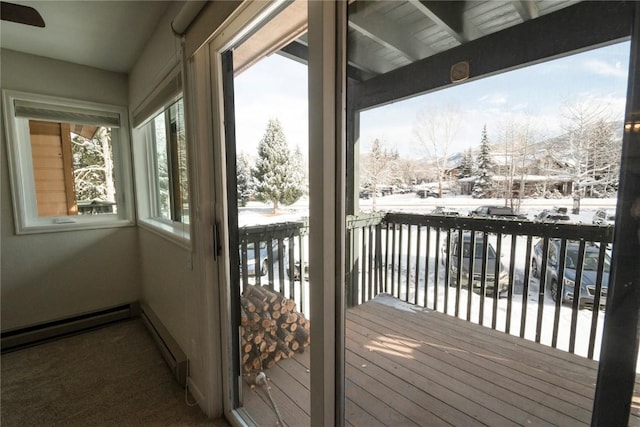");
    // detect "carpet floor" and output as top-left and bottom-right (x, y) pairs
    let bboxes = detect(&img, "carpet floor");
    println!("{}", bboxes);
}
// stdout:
(1, 319), (229, 427)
